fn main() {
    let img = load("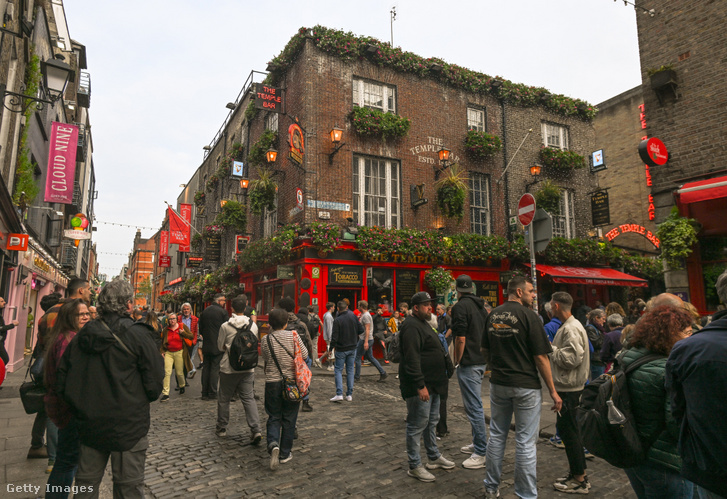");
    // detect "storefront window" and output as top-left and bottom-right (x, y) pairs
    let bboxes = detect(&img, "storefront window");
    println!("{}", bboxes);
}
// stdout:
(368, 268), (393, 312)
